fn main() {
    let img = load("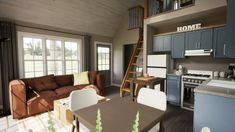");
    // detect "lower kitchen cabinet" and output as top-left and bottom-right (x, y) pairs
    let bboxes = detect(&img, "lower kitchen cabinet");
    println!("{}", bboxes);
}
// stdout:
(172, 32), (185, 59)
(194, 93), (235, 132)
(167, 74), (181, 106)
